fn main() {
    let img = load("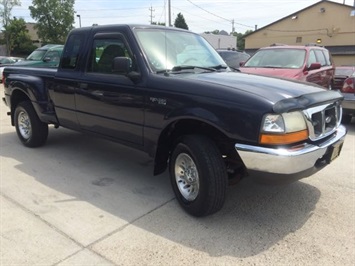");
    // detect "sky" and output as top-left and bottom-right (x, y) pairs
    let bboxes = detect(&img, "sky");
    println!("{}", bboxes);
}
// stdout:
(9, 0), (354, 34)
